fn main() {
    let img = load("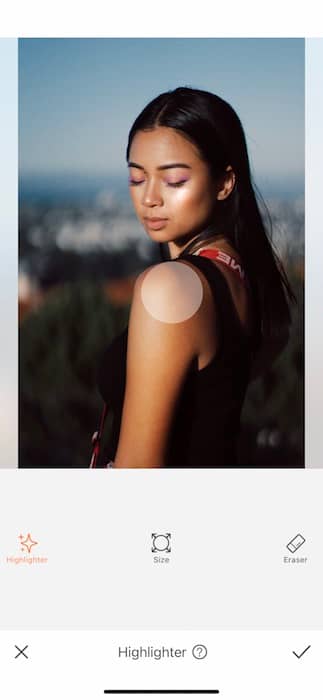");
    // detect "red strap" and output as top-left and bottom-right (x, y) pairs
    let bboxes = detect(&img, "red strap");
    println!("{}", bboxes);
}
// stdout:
(197, 247), (245, 282)
(89, 402), (109, 468)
